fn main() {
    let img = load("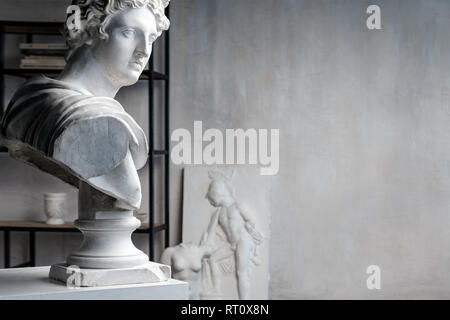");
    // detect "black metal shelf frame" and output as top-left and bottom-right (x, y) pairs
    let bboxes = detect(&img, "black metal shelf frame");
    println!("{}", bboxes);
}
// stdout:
(1, 68), (168, 80)
(0, 9), (170, 266)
